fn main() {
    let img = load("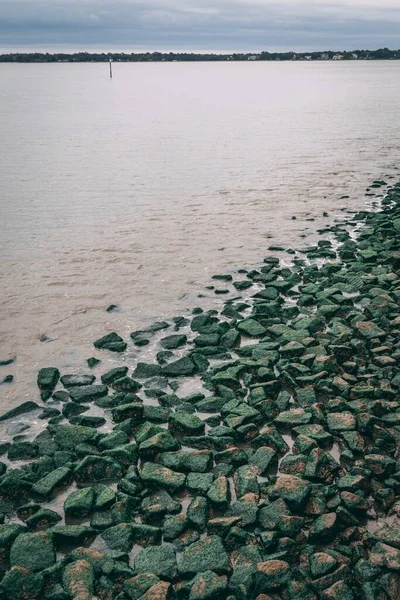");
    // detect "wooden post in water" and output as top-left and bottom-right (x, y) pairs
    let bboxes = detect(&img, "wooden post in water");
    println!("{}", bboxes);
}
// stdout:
(109, 58), (113, 79)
